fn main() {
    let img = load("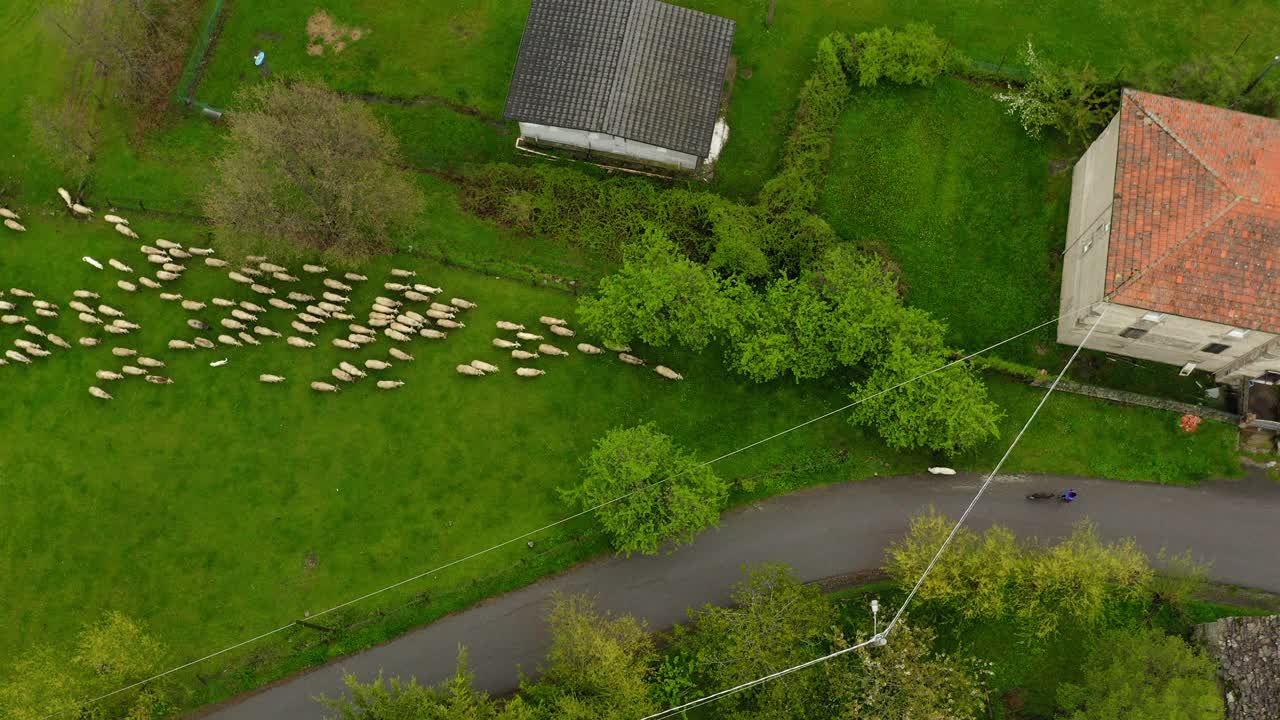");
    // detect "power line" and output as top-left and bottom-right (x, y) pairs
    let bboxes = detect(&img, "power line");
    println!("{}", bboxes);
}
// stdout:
(640, 311), (1105, 720)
